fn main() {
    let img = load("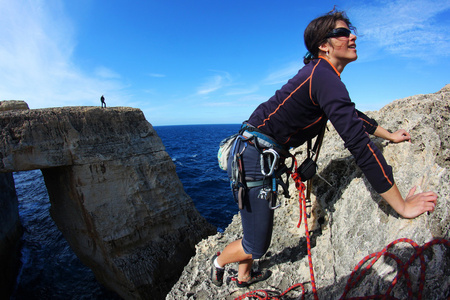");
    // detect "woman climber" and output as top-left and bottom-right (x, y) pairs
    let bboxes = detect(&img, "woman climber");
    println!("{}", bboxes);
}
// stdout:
(211, 8), (438, 288)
